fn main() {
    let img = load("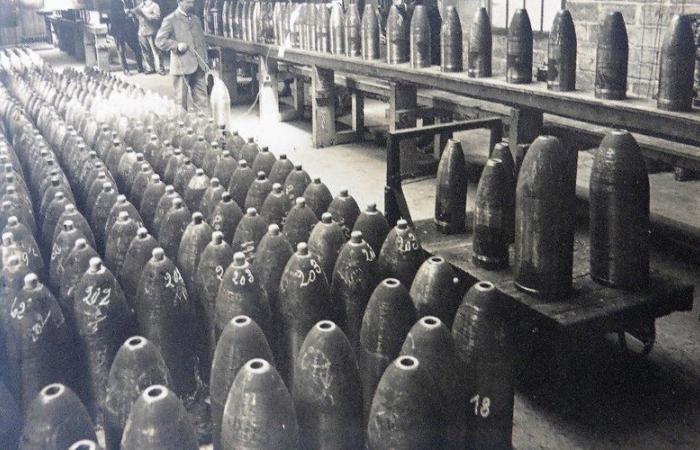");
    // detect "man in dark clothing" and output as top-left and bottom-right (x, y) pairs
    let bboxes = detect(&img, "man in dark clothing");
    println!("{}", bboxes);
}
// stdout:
(109, 0), (145, 75)
(156, 0), (209, 111)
